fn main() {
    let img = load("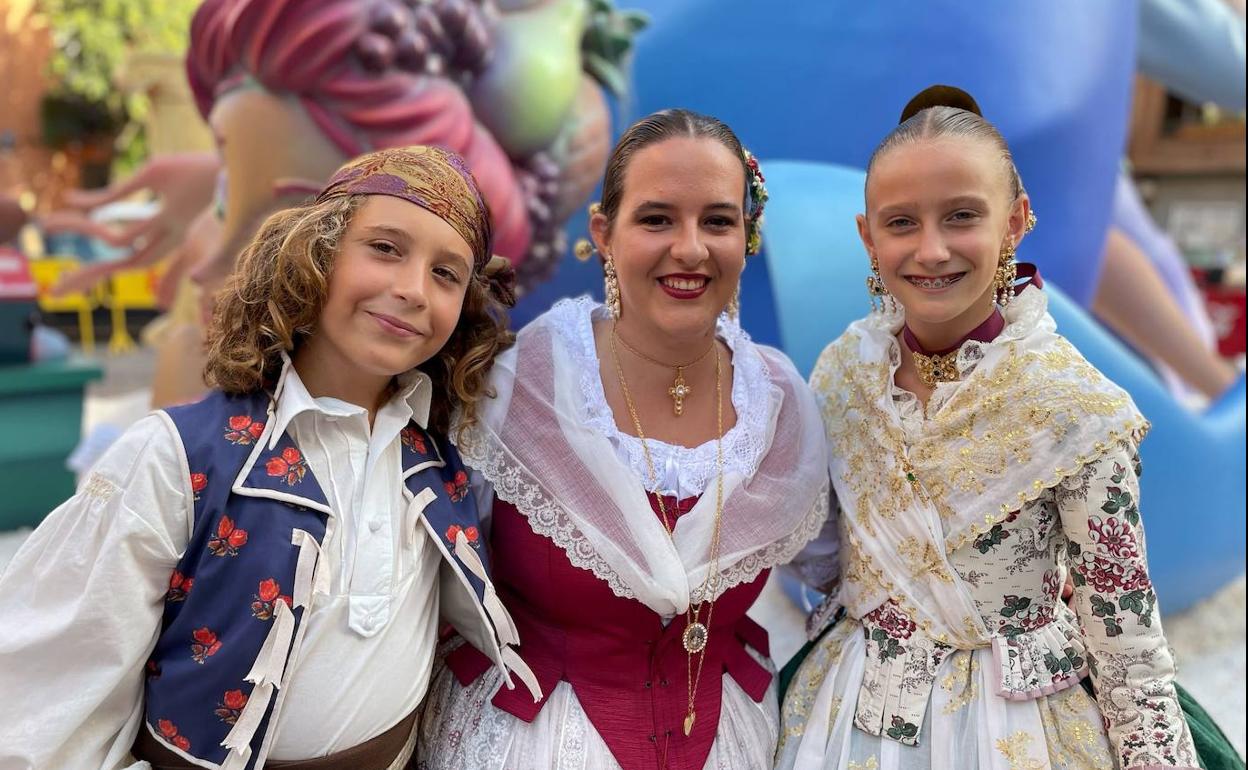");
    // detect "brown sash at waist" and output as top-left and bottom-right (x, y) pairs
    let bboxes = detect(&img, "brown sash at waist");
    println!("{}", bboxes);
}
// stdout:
(131, 708), (418, 770)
